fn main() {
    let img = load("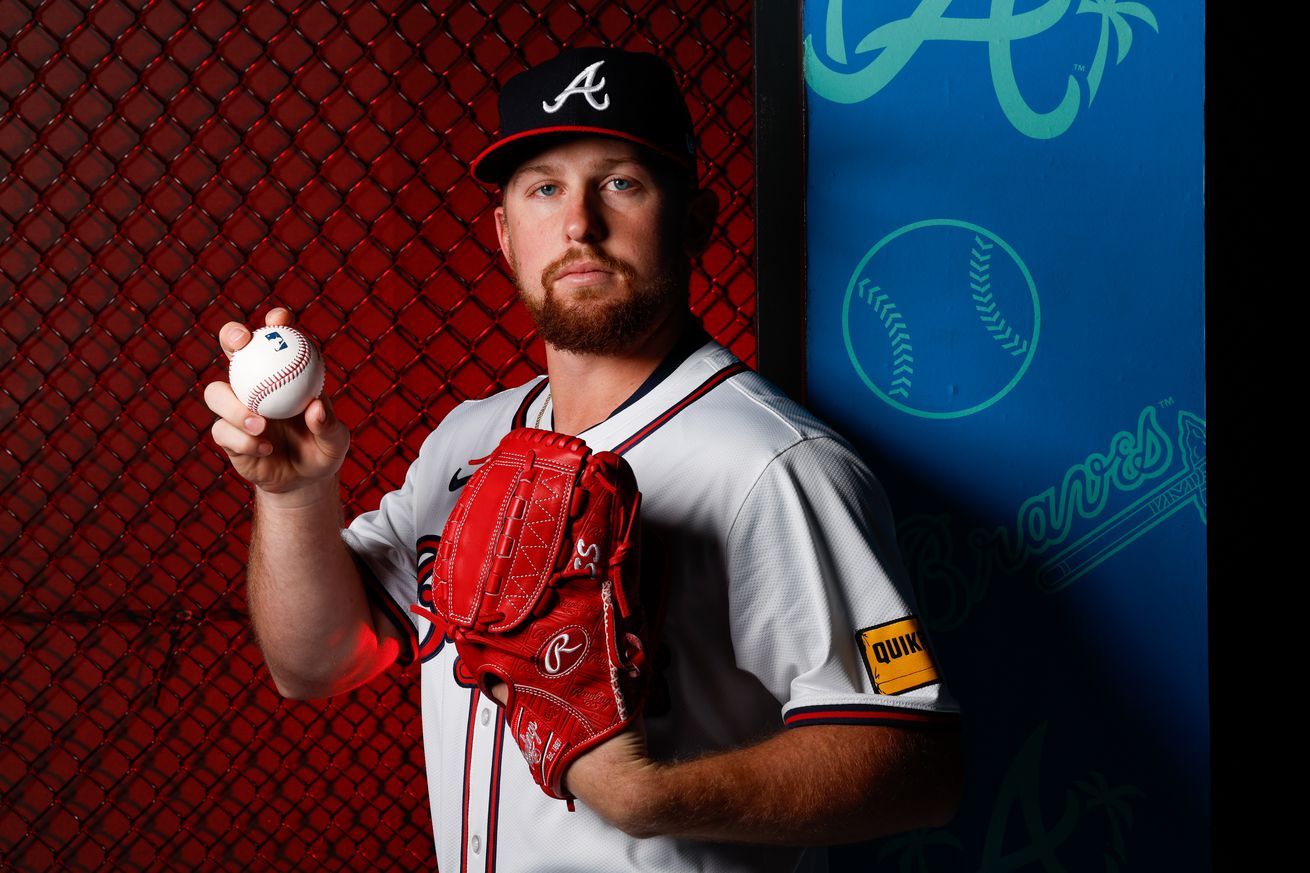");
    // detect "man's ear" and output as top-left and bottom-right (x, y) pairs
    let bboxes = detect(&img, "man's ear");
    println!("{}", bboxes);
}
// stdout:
(682, 187), (719, 257)
(494, 205), (510, 257)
